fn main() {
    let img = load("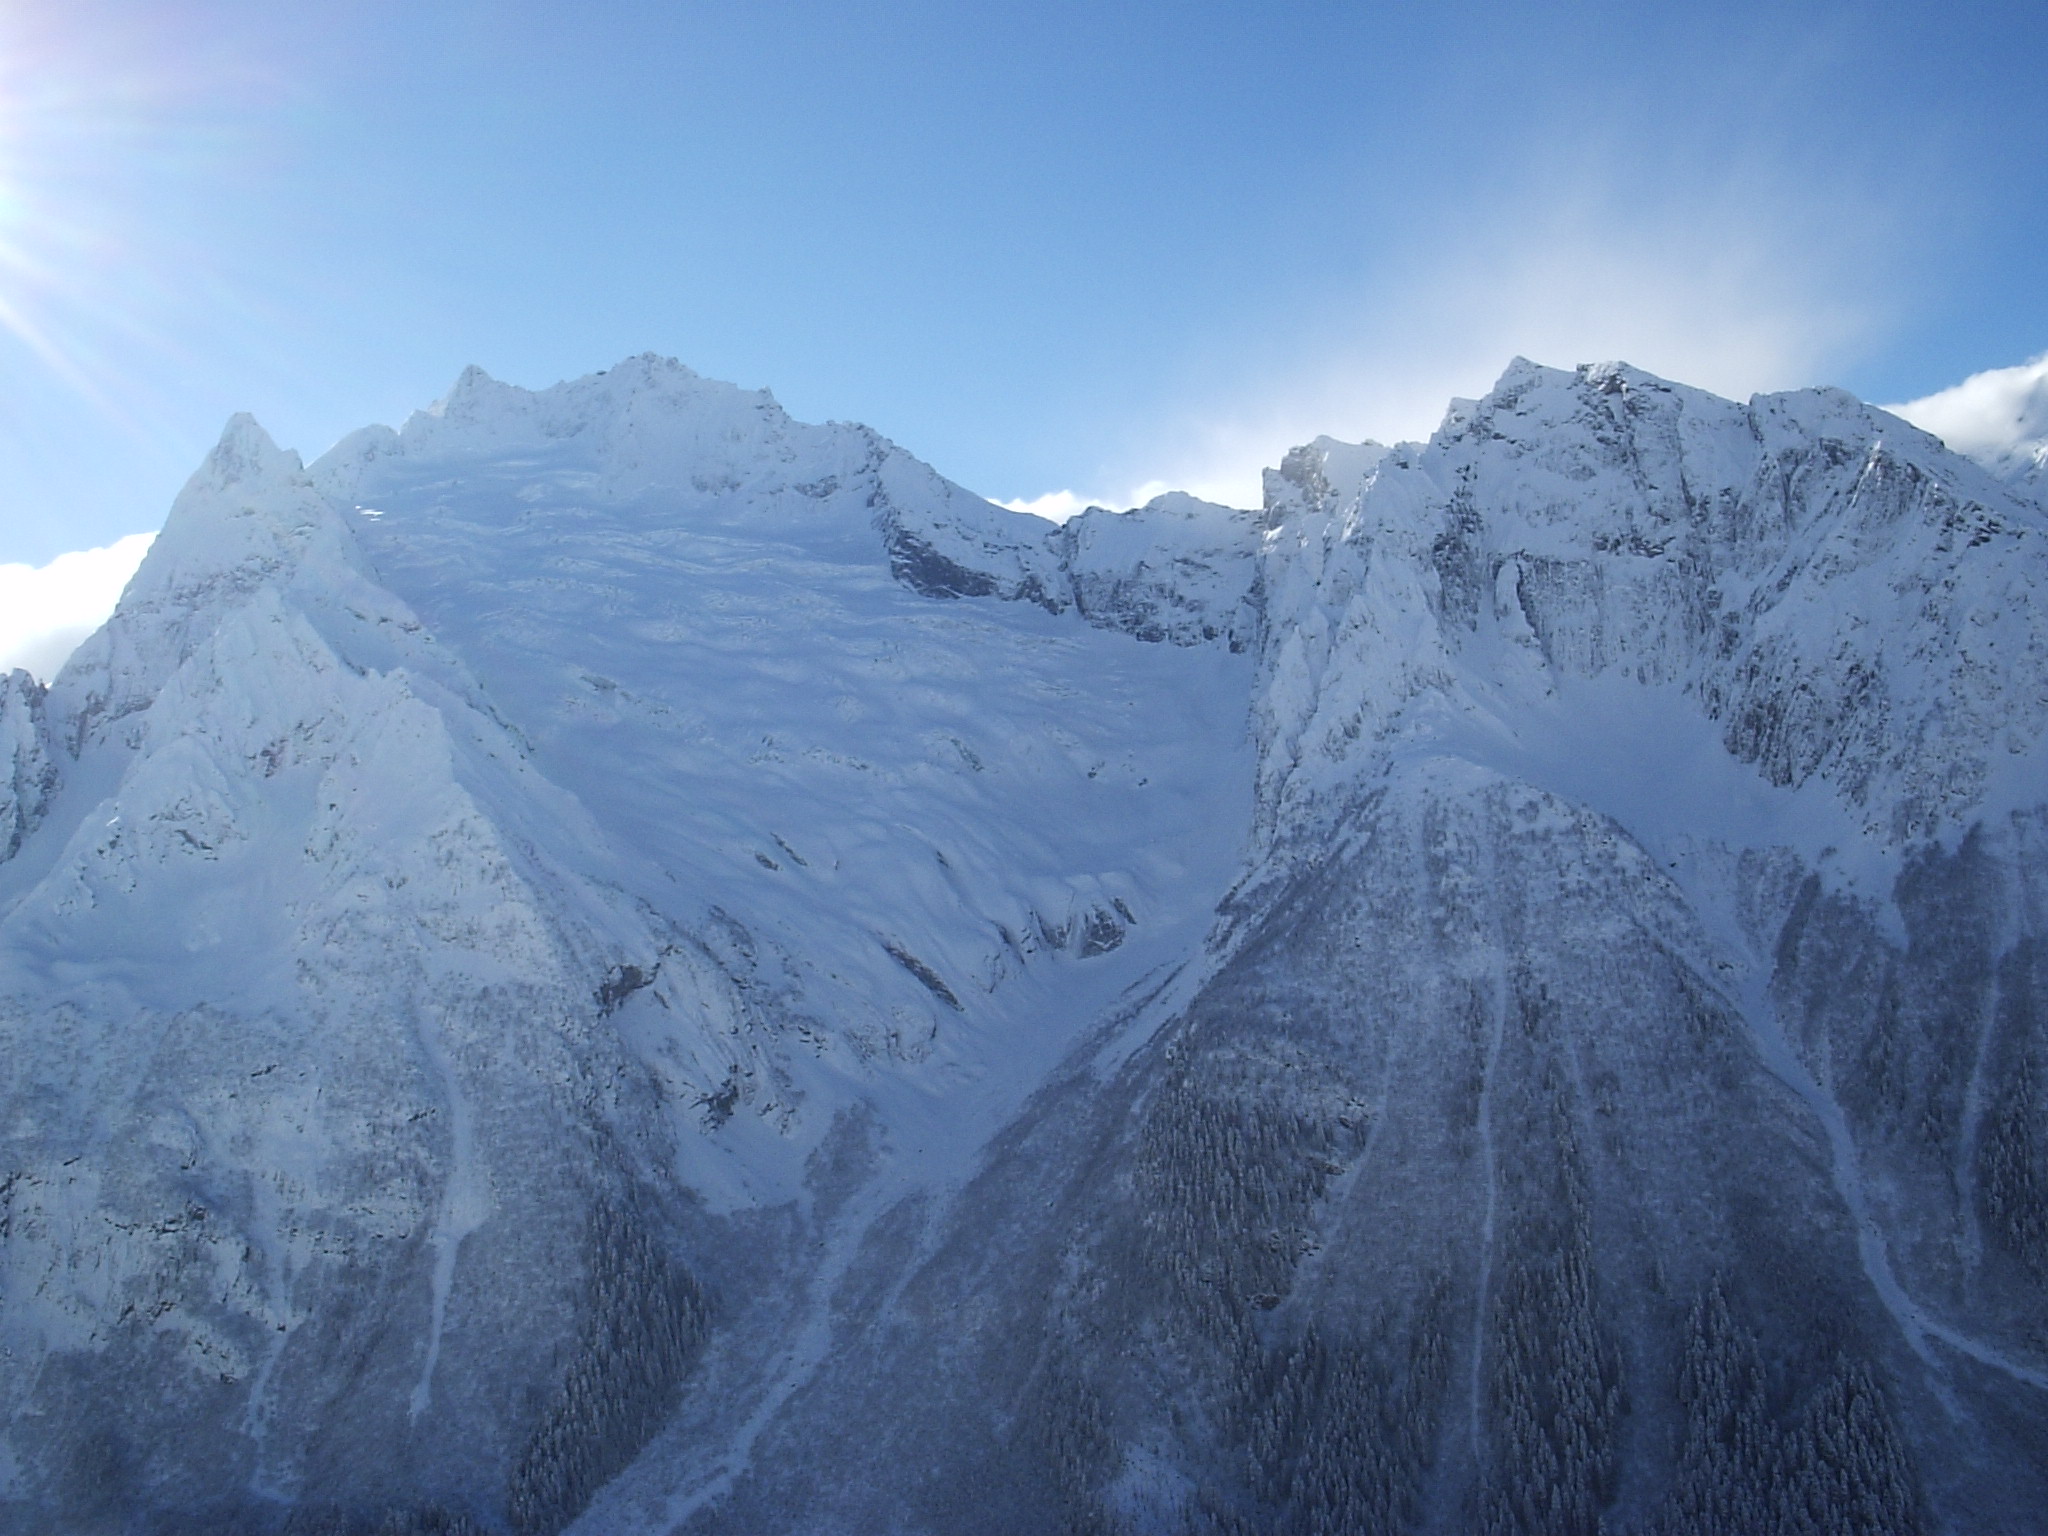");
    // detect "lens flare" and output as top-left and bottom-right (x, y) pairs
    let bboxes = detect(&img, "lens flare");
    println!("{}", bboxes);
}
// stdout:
(0, 4), (290, 445)
(0, 10), (139, 418)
